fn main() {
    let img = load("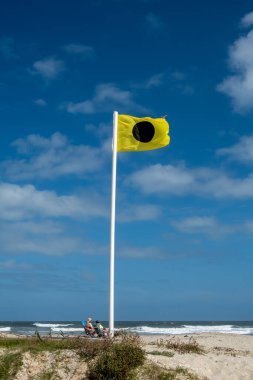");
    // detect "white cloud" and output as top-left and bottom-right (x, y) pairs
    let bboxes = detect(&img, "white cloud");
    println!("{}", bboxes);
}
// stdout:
(175, 83), (194, 96)
(0, 218), (168, 258)
(171, 215), (253, 238)
(65, 100), (94, 114)
(171, 216), (235, 237)
(172, 216), (217, 232)
(244, 220), (253, 232)
(0, 259), (31, 270)
(202, 171), (253, 198)
(2, 132), (105, 180)
(132, 73), (164, 90)
(119, 244), (202, 260)
(13, 132), (67, 153)
(127, 163), (253, 199)
(0, 218), (170, 259)
(32, 57), (65, 79)
(127, 164), (195, 195)
(145, 73), (164, 88)
(217, 27), (253, 113)
(0, 220), (107, 256)
(0, 182), (107, 221)
(85, 122), (111, 138)
(64, 83), (148, 114)
(62, 43), (95, 58)
(240, 11), (253, 28)
(0, 180), (163, 224)
(34, 99), (47, 107)
(132, 71), (194, 95)
(171, 71), (186, 81)
(217, 134), (253, 163)
(145, 12), (164, 31)
(118, 204), (161, 222)
(119, 245), (167, 259)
